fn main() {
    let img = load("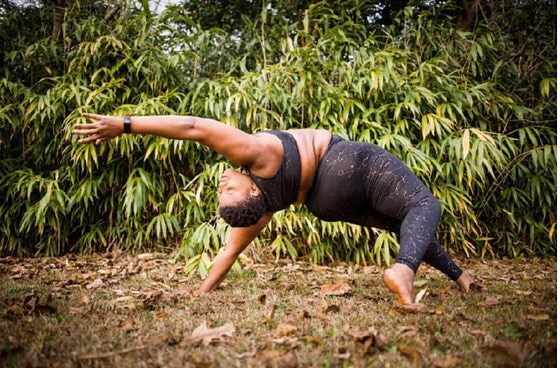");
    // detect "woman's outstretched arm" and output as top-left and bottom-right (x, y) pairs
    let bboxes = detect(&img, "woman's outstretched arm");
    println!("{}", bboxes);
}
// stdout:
(196, 212), (273, 293)
(72, 113), (267, 168)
